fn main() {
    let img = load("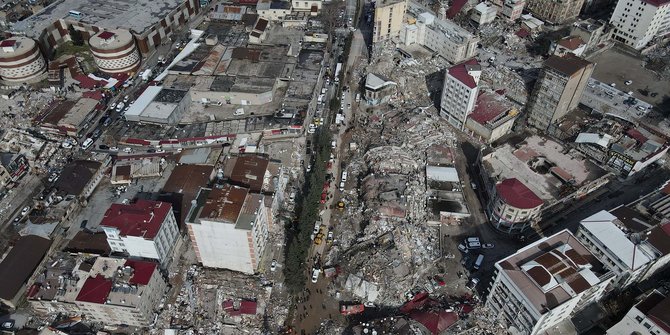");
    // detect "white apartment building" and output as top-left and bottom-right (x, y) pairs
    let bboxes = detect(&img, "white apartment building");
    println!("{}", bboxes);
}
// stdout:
(607, 290), (670, 335)
(609, 0), (670, 50)
(576, 209), (670, 289)
(186, 184), (269, 274)
(486, 230), (615, 335)
(100, 200), (179, 265)
(440, 59), (481, 130)
(471, 2), (498, 26)
(28, 256), (167, 327)
(400, 8), (479, 63)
